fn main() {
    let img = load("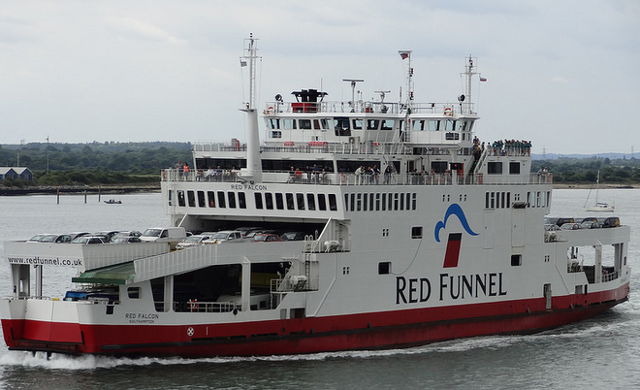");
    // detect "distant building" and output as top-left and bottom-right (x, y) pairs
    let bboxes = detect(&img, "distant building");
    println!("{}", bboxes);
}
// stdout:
(0, 167), (33, 182)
